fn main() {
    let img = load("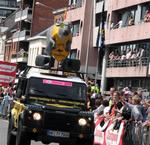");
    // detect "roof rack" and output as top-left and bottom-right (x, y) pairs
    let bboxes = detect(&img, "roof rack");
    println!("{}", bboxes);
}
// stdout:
(20, 66), (85, 80)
